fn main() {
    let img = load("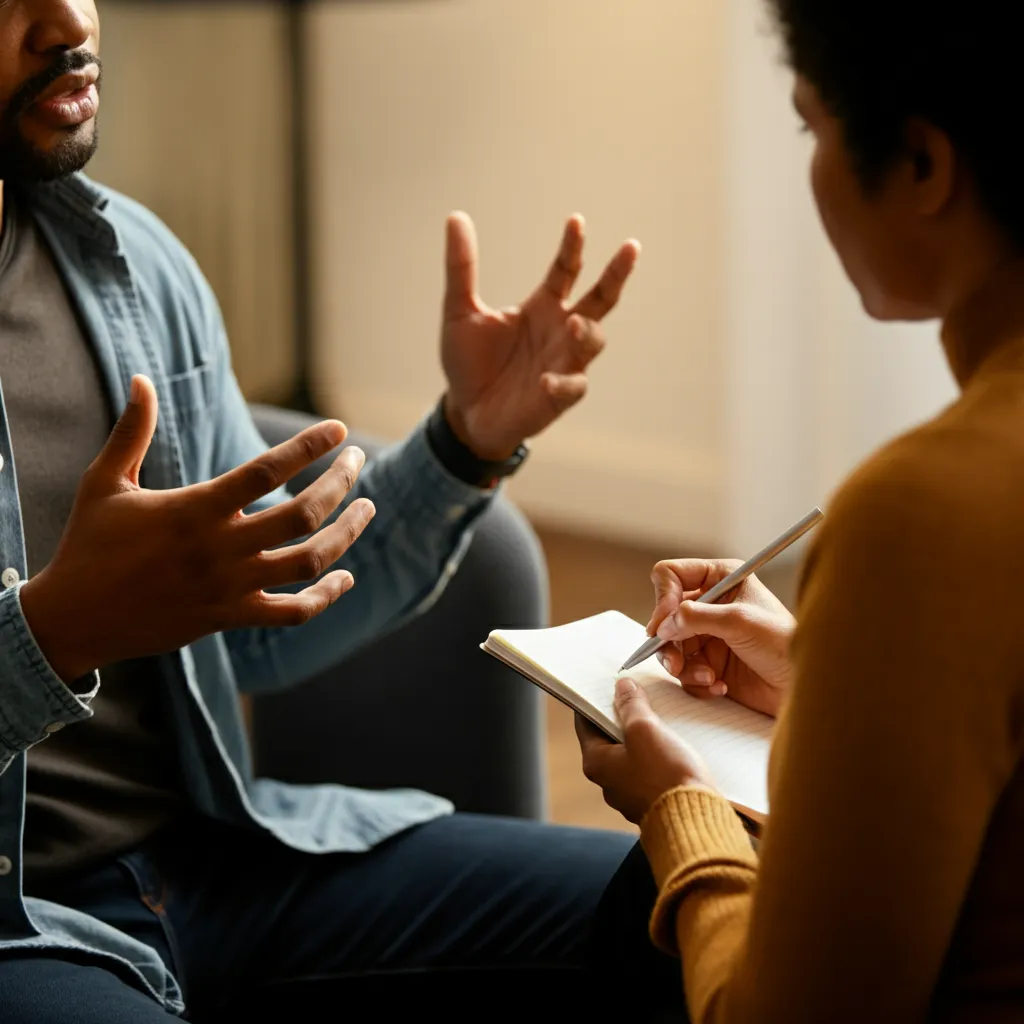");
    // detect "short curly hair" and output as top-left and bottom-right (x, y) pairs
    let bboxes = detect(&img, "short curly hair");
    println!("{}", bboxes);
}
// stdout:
(766, 0), (1024, 248)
